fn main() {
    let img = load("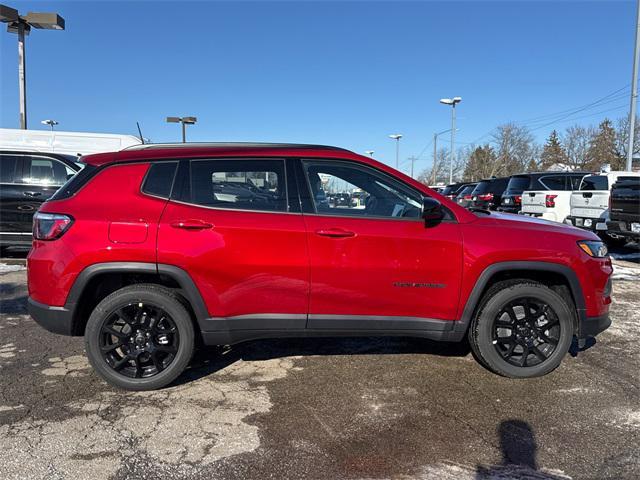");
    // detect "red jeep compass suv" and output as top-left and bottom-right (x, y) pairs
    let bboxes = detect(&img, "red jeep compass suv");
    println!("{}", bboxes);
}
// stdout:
(27, 143), (613, 390)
